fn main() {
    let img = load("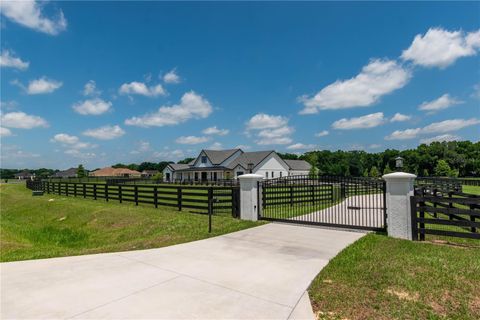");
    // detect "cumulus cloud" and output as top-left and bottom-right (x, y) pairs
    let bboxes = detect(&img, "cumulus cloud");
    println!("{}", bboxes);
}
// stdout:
(332, 112), (386, 130)
(315, 130), (329, 137)
(0, 50), (29, 70)
(420, 134), (462, 145)
(385, 118), (480, 140)
(125, 91), (213, 127)
(287, 143), (316, 150)
(175, 136), (209, 145)
(12, 77), (62, 94)
(119, 81), (166, 97)
(202, 126), (229, 136)
(51, 133), (96, 150)
(245, 113), (288, 130)
(0, 127), (13, 137)
(64, 149), (96, 159)
(152, 149), (185, 160)
(402, 28), (480, 68)
(390, 113), (411, 122)
(0, 0), (67, 35)
(163, 69), (180, 84)
(72, 98), (112, 115)
(245, 113), (294, 145)
(299, 59), (411, 114)
(83, 80), (101, 96)
(418, 94), (463, 113)
(83, 125), (125, 140)
(208, 142), (223, 150)
(1, 111), (48, 129)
